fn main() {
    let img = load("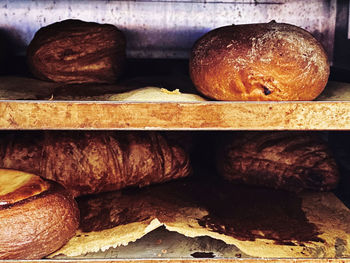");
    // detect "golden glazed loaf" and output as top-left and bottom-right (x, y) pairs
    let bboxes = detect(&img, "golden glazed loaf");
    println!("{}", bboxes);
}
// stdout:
(0, 131), (191, 197)
(189, 22), (330, 101)
(217, 132), (339, 192)
(0, 169), (79, 259)
(27, 19), (126, 84)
